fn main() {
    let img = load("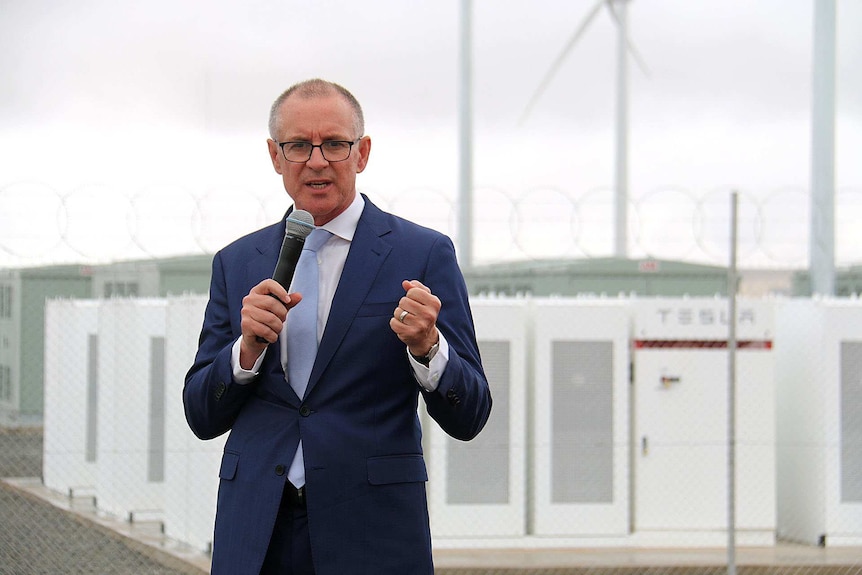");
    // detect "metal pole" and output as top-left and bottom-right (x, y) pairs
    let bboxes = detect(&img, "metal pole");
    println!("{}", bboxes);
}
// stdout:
(457, 0), (473, 269)
(809, 0), (836, 295)
(727, 191), (739, 575)
(613, 0), (629, 259)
